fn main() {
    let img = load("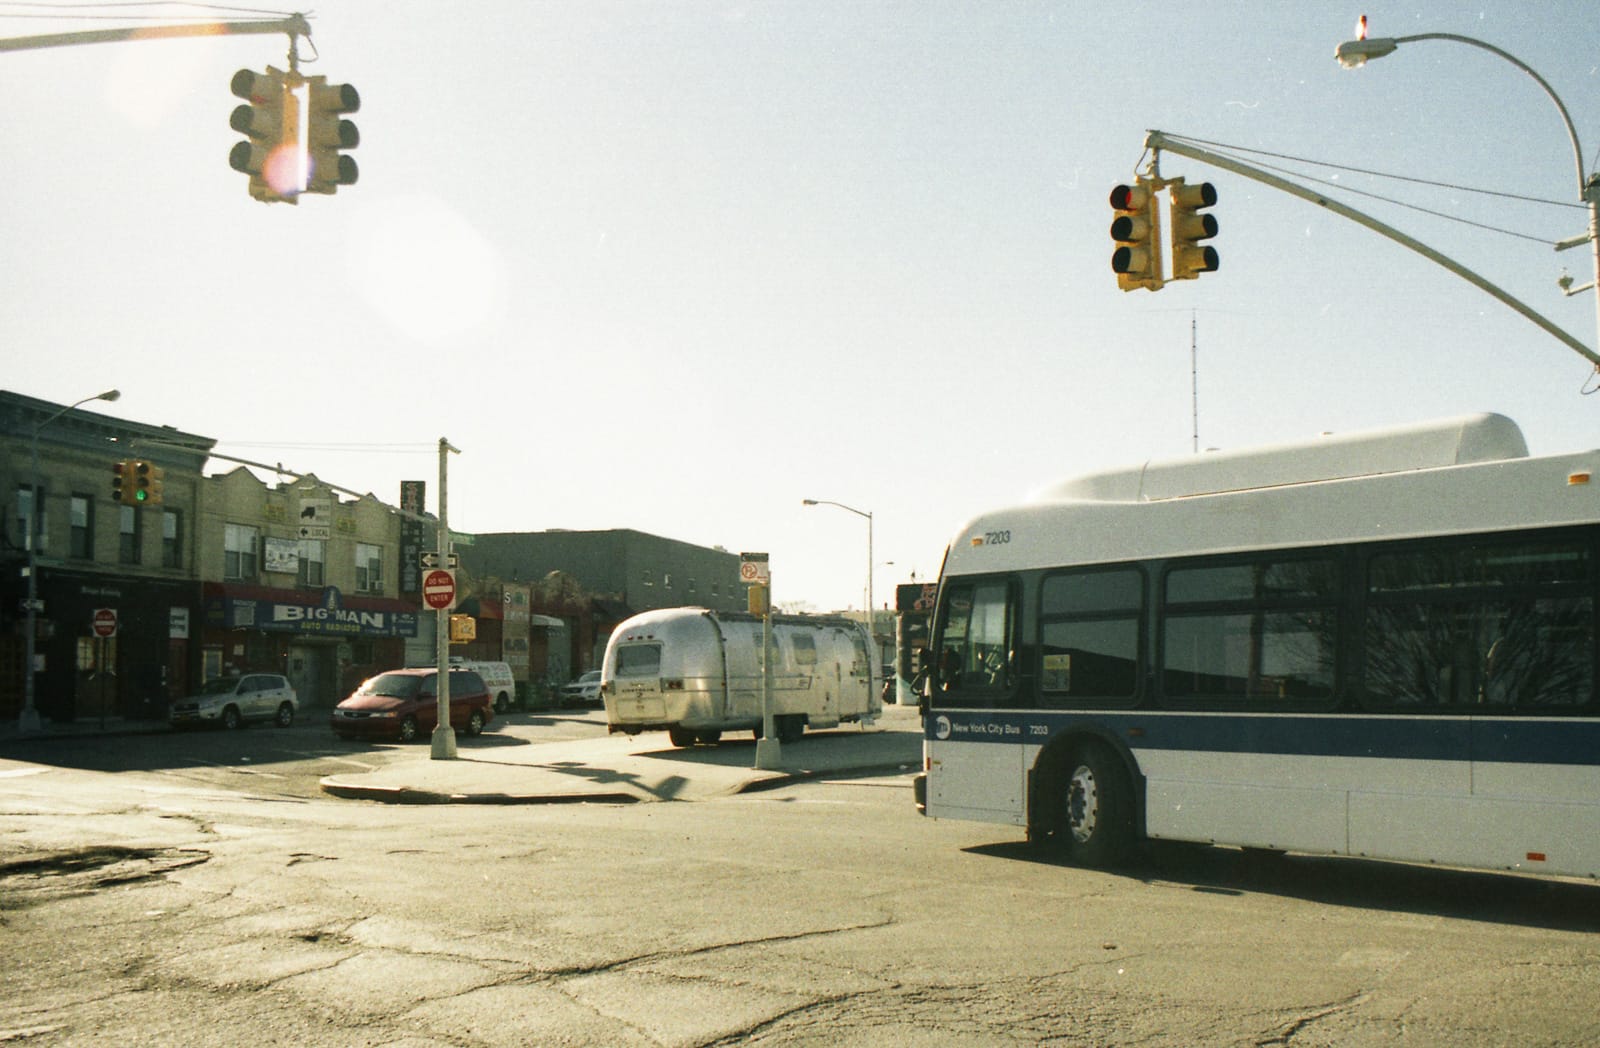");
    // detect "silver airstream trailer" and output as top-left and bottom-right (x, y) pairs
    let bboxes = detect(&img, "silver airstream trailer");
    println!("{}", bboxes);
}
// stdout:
(602, 607), (881, 746)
